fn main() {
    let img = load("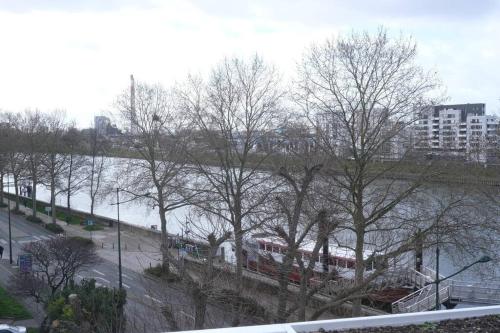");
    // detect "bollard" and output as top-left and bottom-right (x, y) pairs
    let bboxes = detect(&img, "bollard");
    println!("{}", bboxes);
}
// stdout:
(138, 244), (141, 251)
(112, 243), (114, 249)
(102, 242), (104, 248)
(149, 262), (151, 268)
